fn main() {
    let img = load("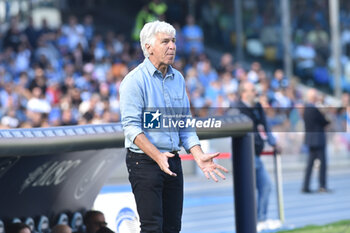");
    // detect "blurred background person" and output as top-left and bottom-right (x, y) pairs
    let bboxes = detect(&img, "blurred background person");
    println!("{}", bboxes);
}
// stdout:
(6, 223), (31, 233)
(235, 81), (282, 231)
(83, 210), (107, 233)
(302, 88), (331, 193)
